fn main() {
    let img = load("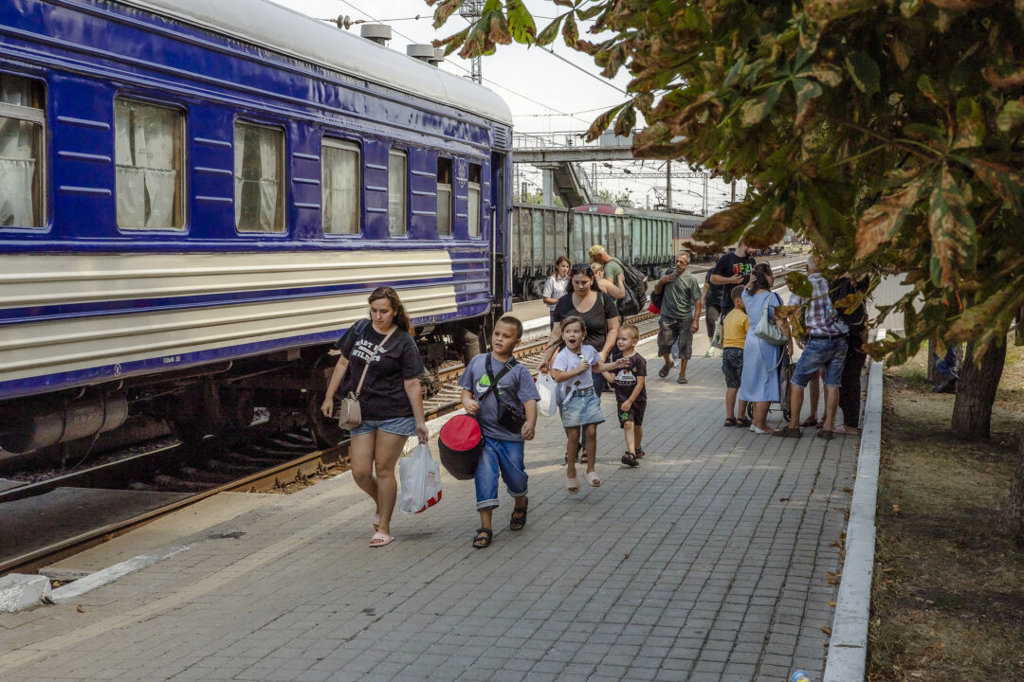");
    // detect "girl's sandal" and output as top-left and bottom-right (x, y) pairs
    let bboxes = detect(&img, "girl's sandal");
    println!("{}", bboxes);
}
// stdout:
(723, 418), (738, 427)
(635, 448), (645, 459)
(585, 471), (602, 487)
(566, 475), (580, 494)
(799, 416), (819, 427)
(472, 528), (492, 549)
